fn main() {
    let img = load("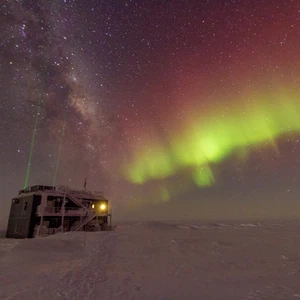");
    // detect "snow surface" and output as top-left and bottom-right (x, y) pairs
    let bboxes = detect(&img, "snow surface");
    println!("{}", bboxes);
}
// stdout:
(1, 221), (300, 299)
